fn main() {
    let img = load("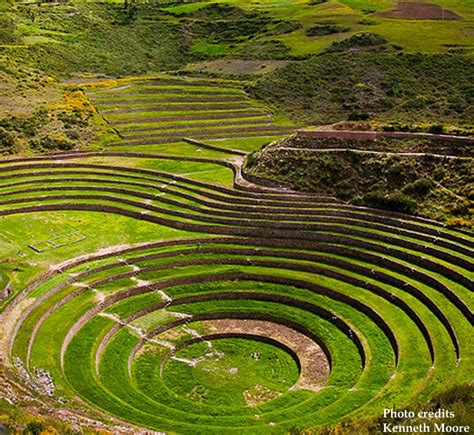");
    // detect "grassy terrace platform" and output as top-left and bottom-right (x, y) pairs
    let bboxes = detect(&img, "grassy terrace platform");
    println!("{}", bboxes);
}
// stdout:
(0, 76), (472, 433)
(86, 77), (297, 149)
